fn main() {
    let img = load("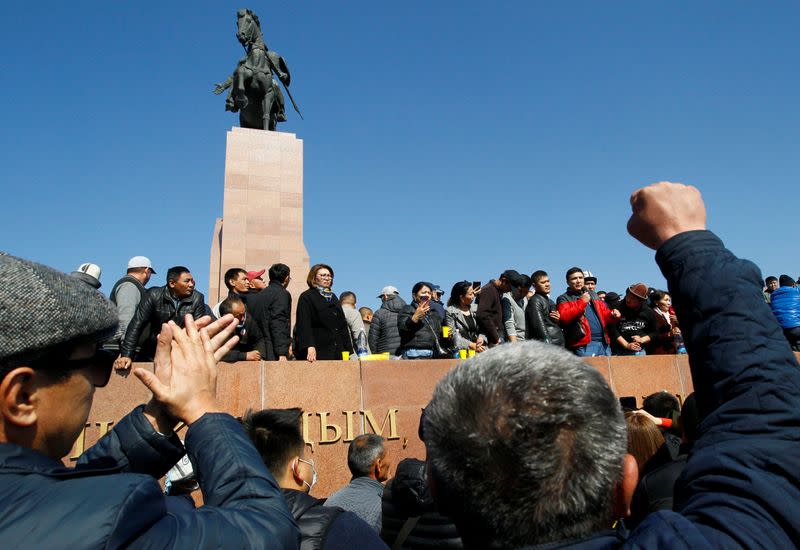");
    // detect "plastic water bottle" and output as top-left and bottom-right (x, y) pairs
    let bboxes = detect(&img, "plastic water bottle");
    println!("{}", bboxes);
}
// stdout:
(674, 332), (687, 354)
(355, 329), (369, 358)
